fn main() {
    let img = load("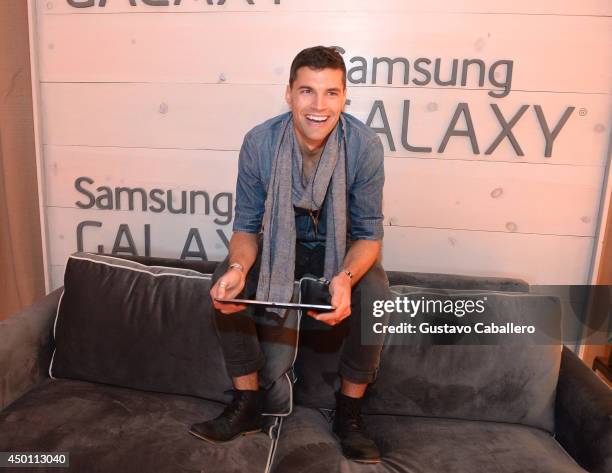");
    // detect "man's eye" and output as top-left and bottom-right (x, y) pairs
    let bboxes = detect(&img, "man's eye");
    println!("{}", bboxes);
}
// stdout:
(301, 89), (312, 94)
